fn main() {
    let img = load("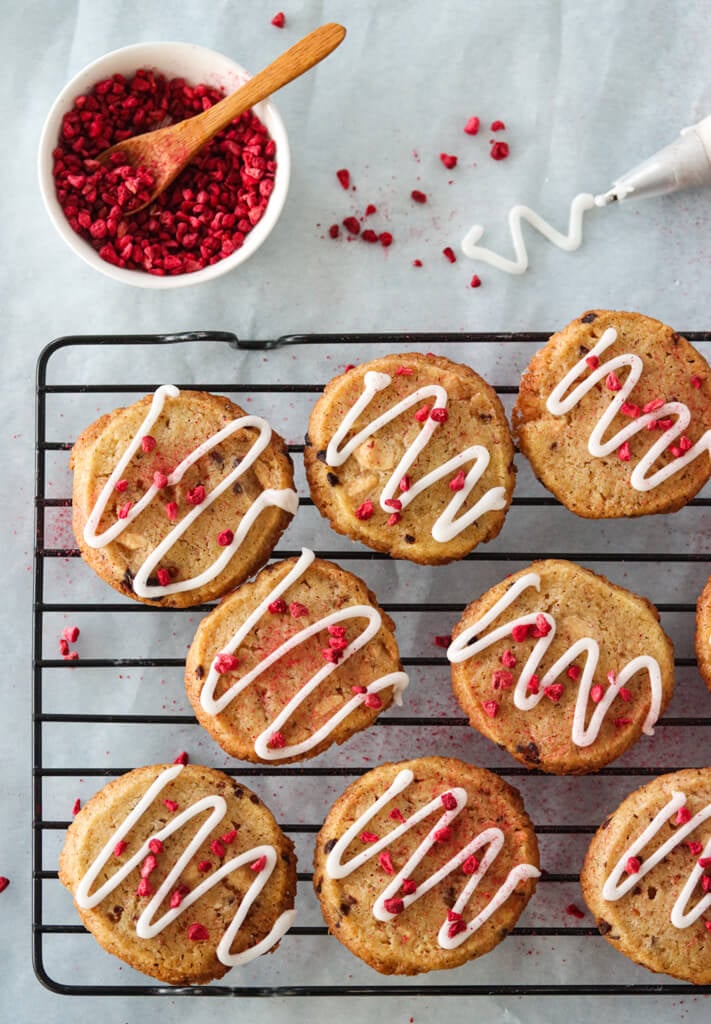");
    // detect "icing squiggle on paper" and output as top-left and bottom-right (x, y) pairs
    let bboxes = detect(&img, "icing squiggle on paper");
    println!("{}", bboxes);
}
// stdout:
(546, 327), (711, 491)
(83, 385), (298, 598)
(326, 371), (508, 542)
(76, 764), (296, 967)
(461, 193), (596, 274)
(325, 767), (540, 948)
(200, 548), (409, 760)
(447, 571), (663, 746)
(602, 789), (711, 929)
